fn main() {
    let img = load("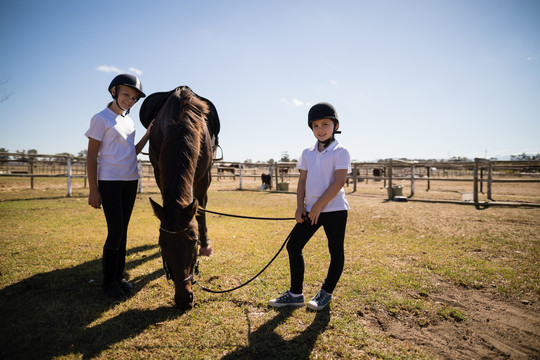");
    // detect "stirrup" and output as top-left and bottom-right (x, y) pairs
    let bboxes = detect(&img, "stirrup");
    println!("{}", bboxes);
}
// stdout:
(213, 145), (223, 161)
